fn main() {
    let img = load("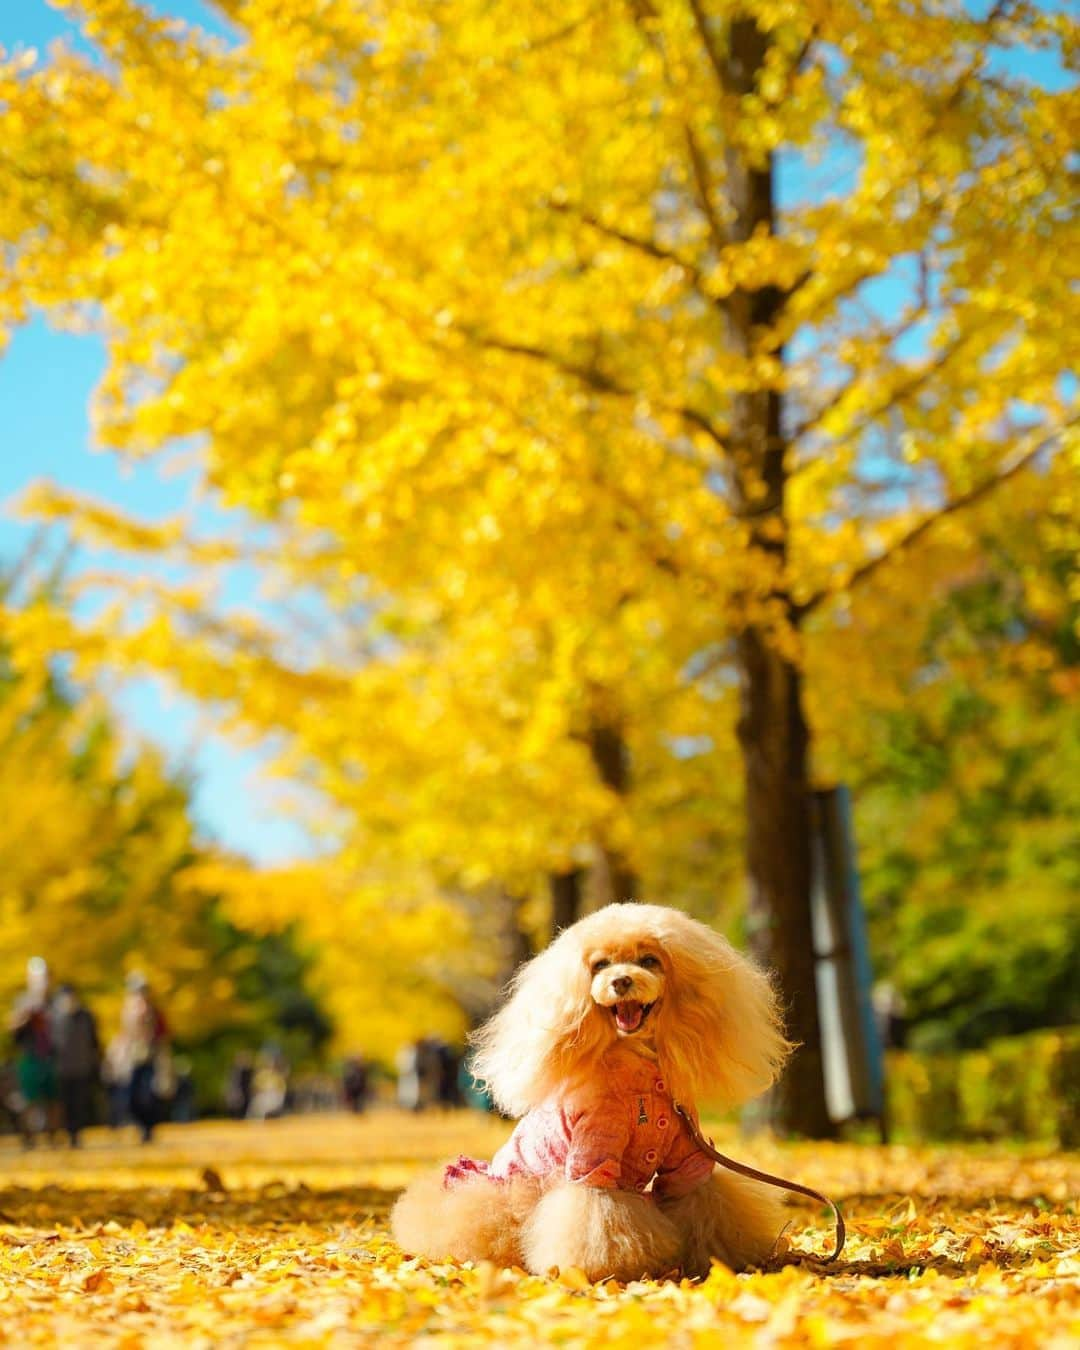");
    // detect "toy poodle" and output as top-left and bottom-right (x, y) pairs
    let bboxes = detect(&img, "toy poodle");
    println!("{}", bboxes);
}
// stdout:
(392, 902), (796, 1281)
